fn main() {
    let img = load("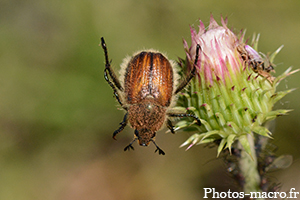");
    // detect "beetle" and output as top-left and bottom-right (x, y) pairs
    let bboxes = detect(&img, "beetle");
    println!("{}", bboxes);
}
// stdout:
(101, 37), (201, 155)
